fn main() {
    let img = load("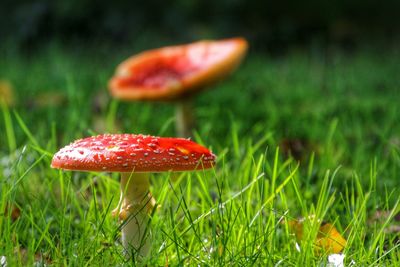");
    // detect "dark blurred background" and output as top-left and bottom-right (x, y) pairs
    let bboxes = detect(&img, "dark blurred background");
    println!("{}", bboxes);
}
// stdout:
(2, 0), (400, 52)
